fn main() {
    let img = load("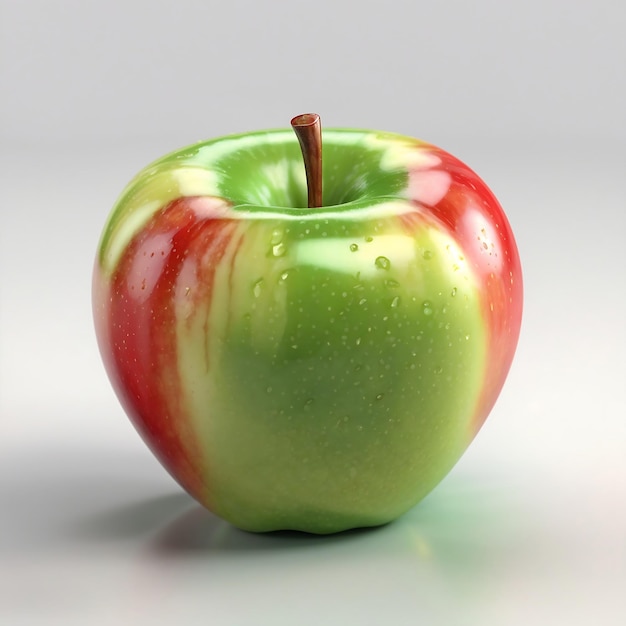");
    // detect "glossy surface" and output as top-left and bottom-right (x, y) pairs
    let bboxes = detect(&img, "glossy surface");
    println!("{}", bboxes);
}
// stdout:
(93, 129), (522, 533)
